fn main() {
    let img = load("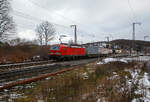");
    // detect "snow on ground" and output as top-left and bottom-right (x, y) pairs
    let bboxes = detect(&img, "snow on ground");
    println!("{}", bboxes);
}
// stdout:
(97, 56), (150, 101)
(97, 56), (150, 65)
(132, 72), (150, 102)
(81, 72), (89, 79)
(122, 56), (150, 62)
(125, 68), (150, 102)
(97, 98), (100, 102)
(104, 58), (128, 63)
(97, 58), (128, 64)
